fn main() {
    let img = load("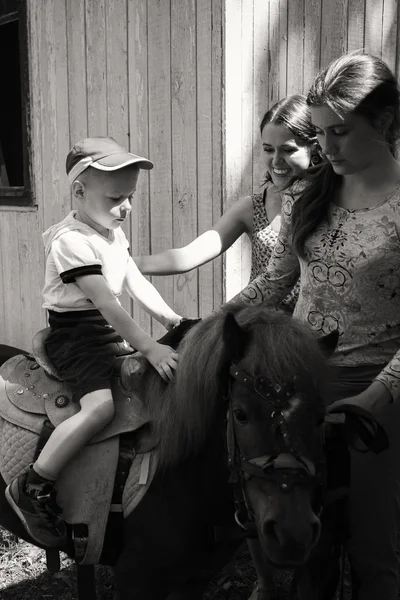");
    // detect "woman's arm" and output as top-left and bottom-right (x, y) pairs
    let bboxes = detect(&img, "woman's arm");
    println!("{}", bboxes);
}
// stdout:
(134, 196), (253, 275)
(229, 195), (300, 306)
(374, 354), (400, 403)
(123, 257), (181, 329)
